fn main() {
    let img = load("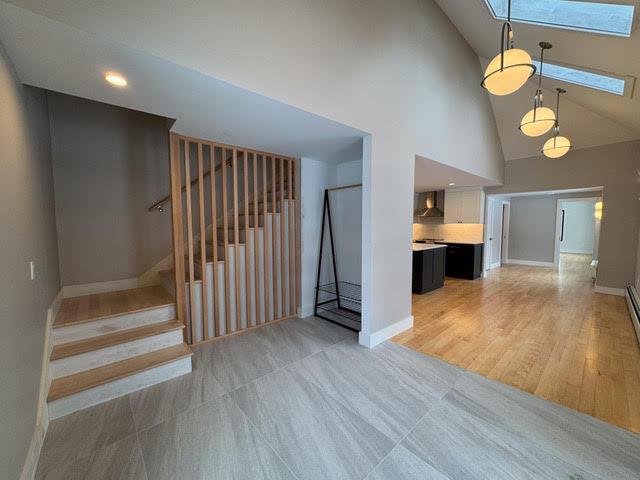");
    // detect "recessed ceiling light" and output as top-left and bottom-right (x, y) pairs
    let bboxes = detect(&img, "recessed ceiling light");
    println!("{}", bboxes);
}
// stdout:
(104, 72), (127, 87)
(448, 182), (456, 186)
